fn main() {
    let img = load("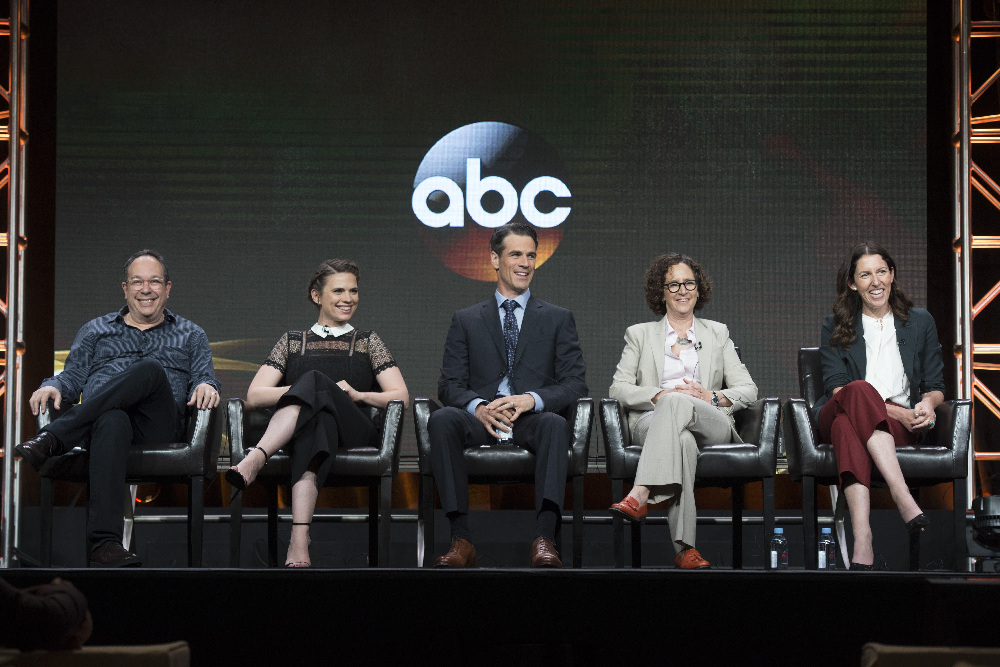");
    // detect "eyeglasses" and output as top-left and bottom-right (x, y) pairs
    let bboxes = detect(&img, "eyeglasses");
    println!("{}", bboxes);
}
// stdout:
(127, 278), (166, 290)
(663, 280), (697, 293)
